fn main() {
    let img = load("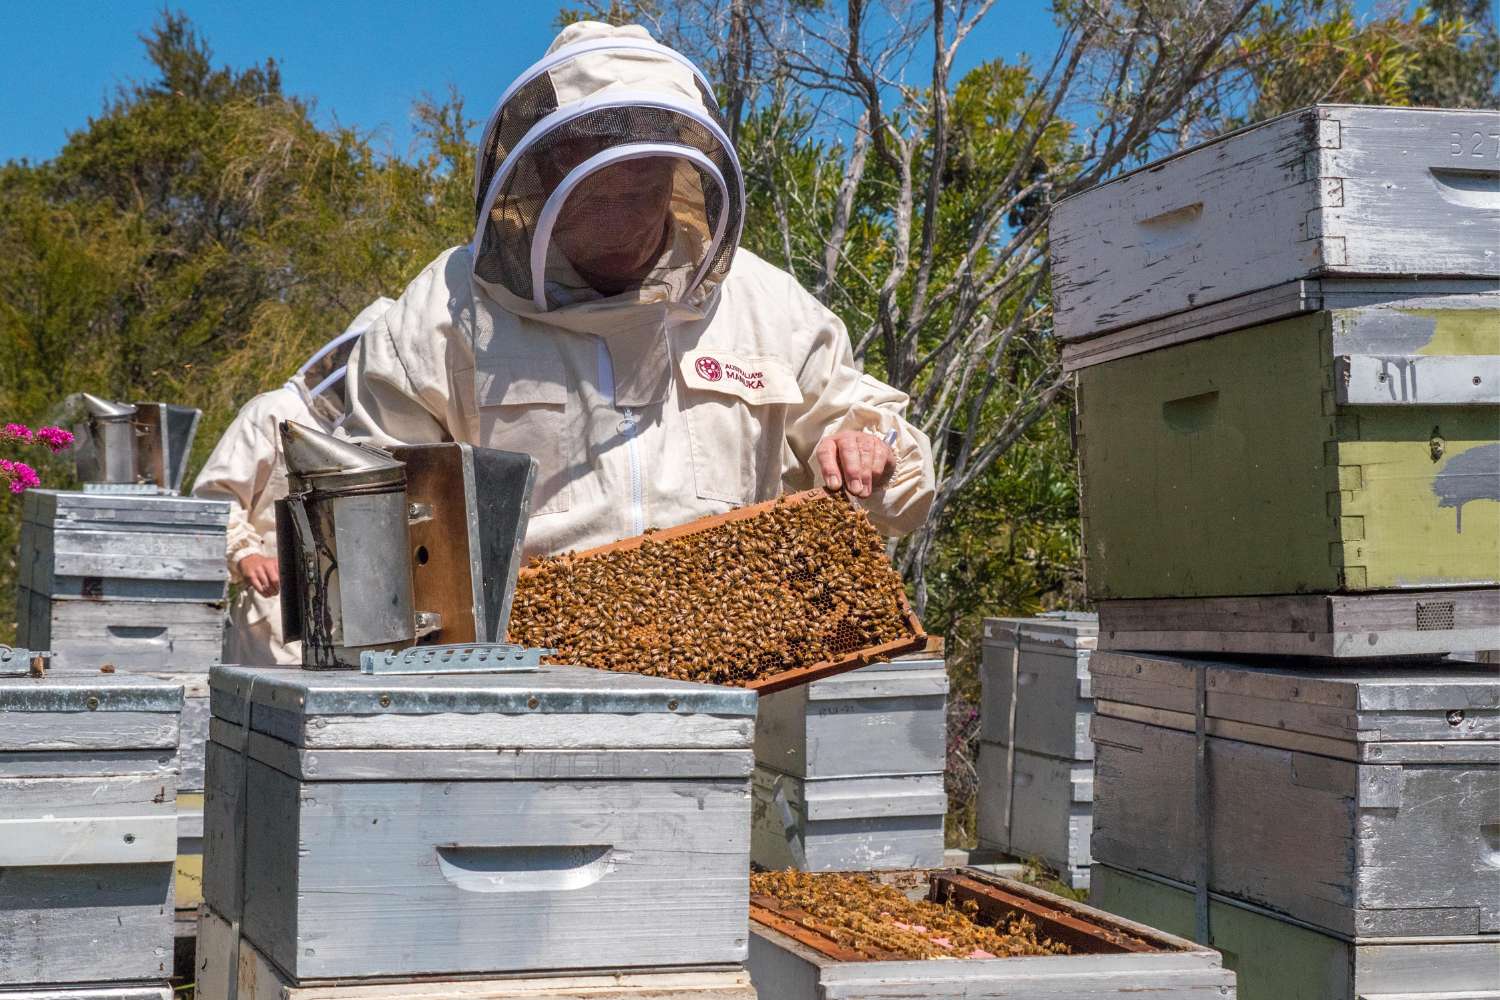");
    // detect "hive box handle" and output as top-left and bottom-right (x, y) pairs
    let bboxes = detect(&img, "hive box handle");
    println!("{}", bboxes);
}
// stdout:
(106, 625), (169, 643)
(435, 844), (615, 893)
(1429, 166), (1500, 210)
